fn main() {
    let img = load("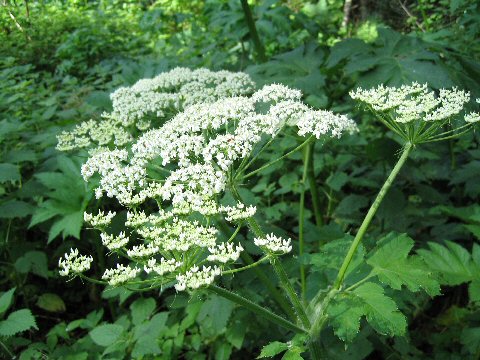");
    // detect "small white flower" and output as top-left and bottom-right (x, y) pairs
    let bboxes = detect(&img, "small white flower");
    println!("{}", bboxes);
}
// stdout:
(127, 243), (160, 258)
(207, 243), (243, 263)
(58, 248), (93, 276)
(144, 258), (182, 276)
(101, 232), (129, 251)
(219, 202), (257, 222)
(175, 265), (222, 291)
(84, 210), (116, 227)
(102, 264), (141, 286)
(254, 233), (292, 254)
(465, 111), (480, 123)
